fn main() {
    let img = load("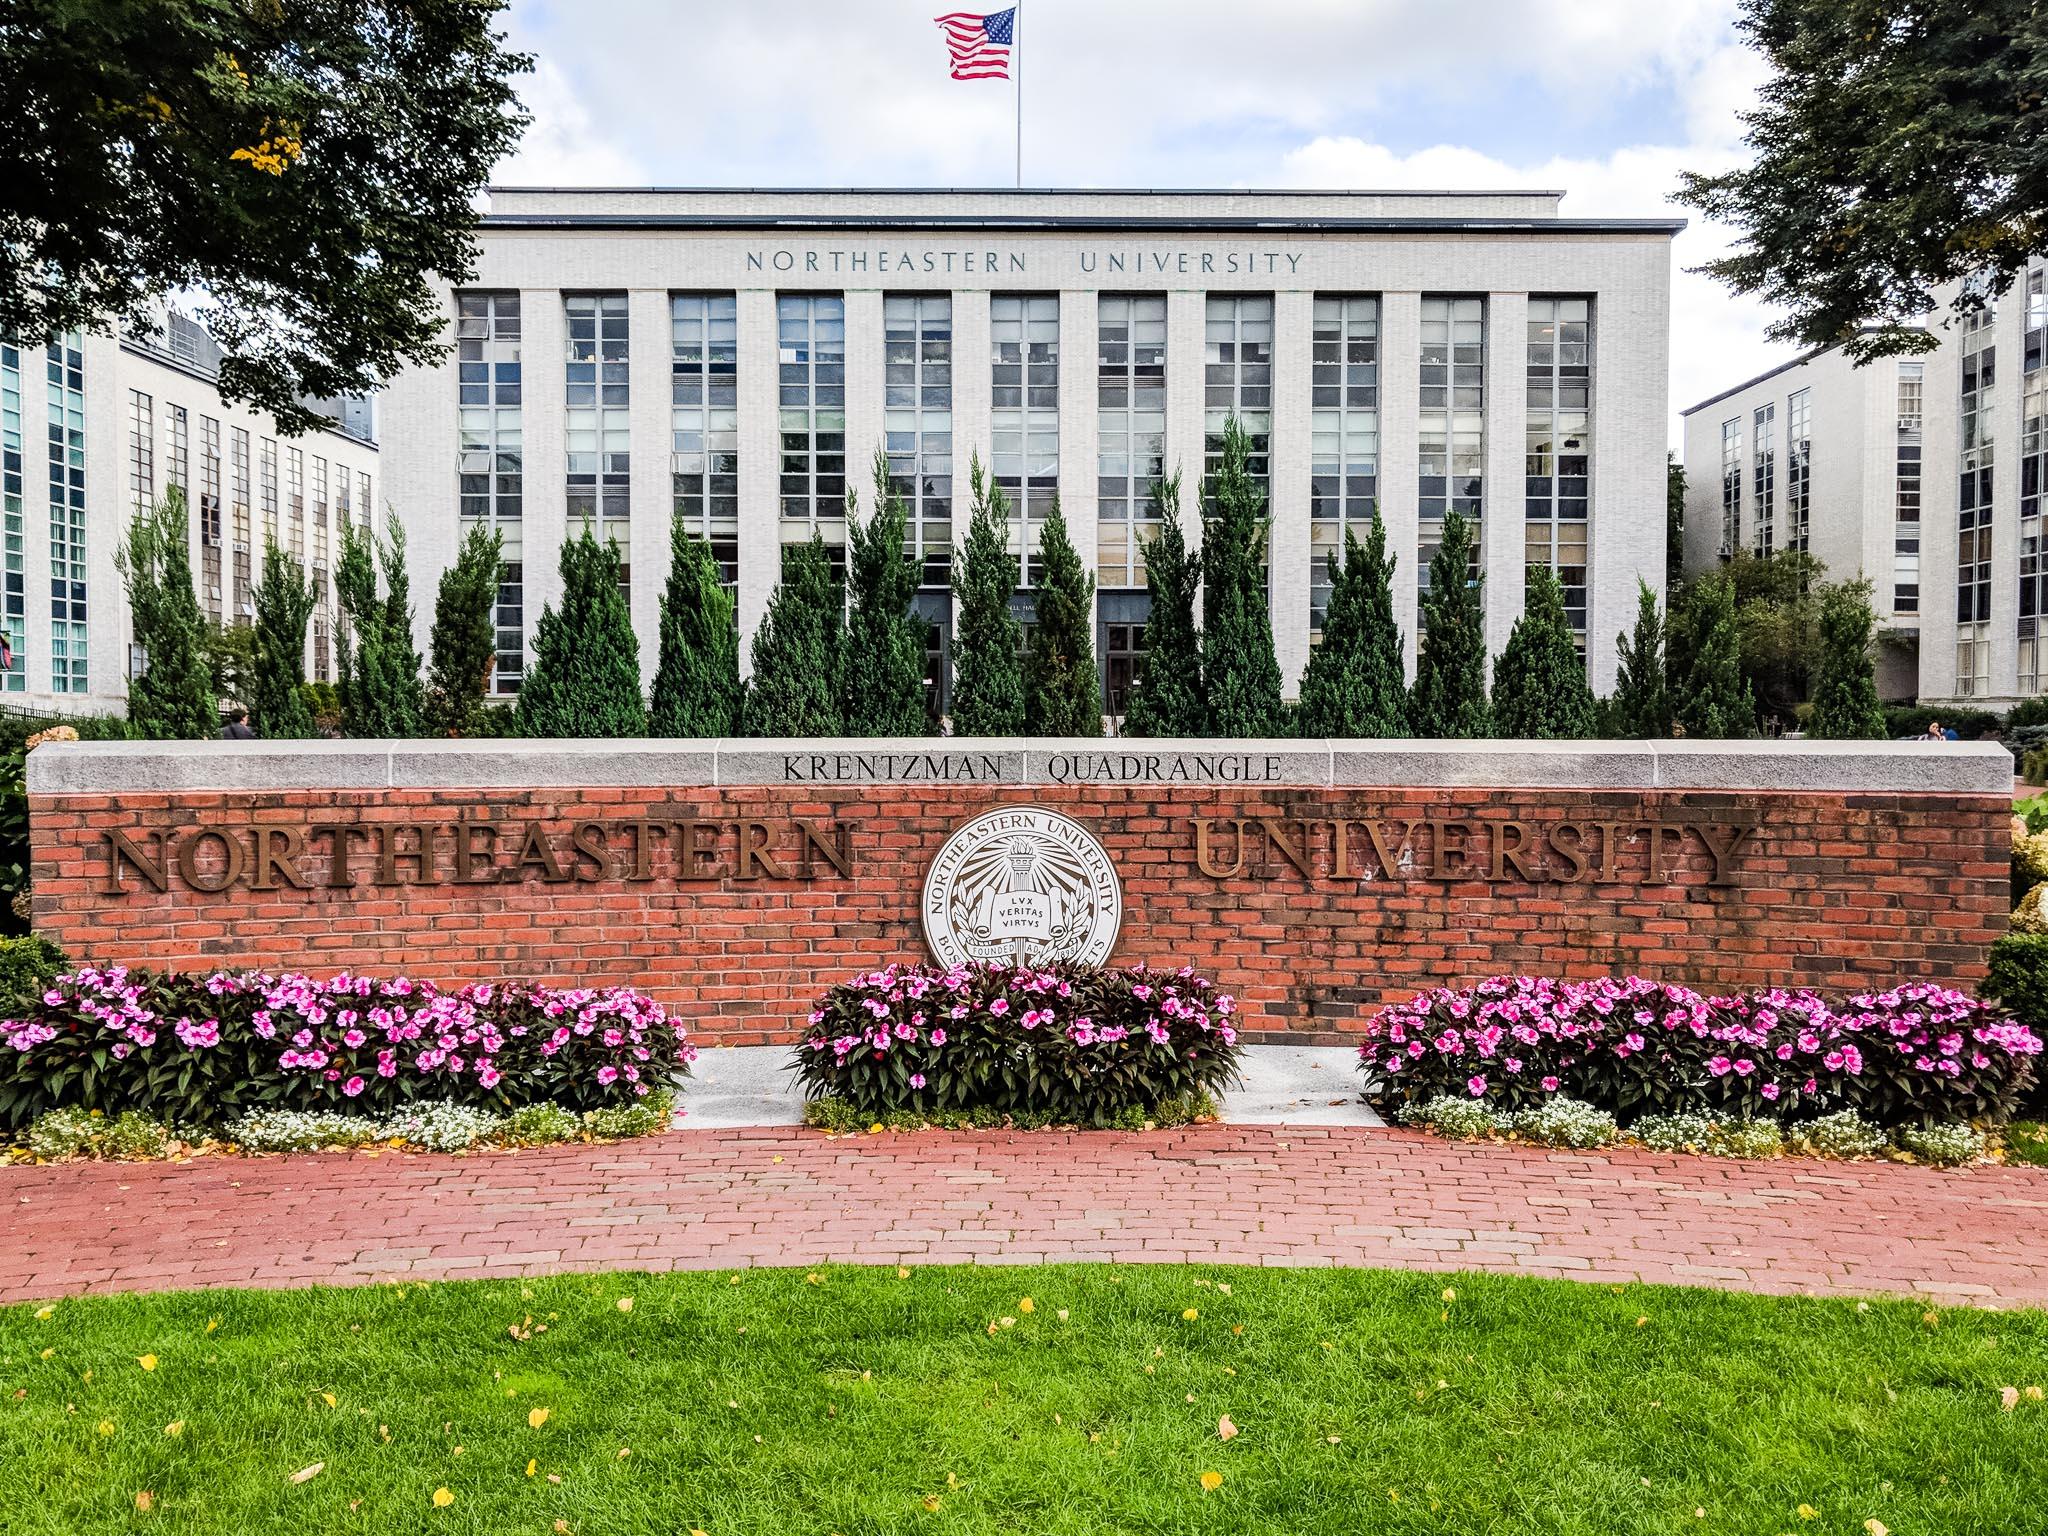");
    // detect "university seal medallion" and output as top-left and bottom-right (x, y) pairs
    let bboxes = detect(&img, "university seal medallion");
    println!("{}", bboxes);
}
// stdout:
(922, 806), (1122, 968)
